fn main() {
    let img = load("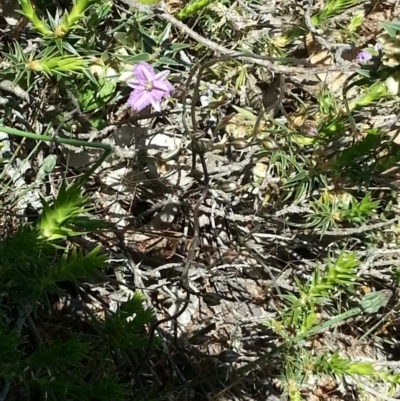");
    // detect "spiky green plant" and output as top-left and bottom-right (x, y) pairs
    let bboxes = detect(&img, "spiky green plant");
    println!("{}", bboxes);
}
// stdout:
(284, 0), (361, 42)
(0, 177), (153, 400)
(262, 252), (395, 400)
